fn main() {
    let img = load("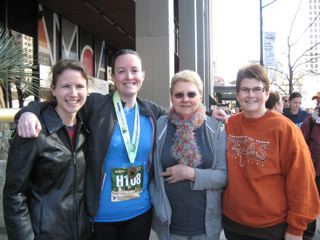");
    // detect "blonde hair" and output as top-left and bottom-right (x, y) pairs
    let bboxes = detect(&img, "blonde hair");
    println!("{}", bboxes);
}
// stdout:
(170, 70), (203, 96)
